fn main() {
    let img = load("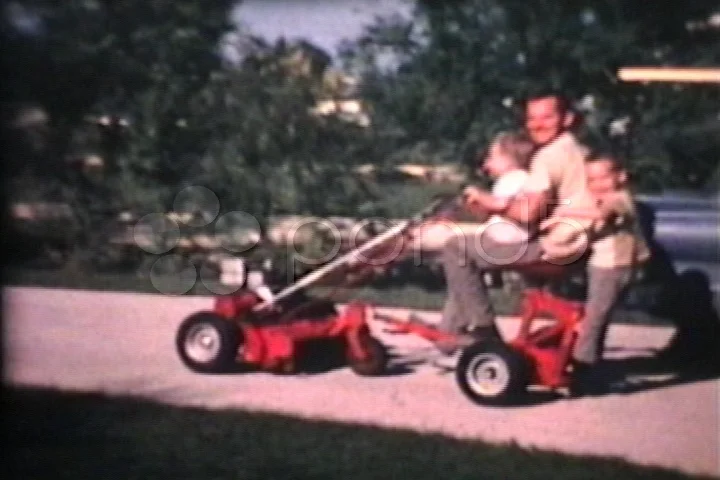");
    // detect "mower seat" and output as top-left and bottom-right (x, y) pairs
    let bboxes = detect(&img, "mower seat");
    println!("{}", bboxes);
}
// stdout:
(514, 261), (573, 279)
